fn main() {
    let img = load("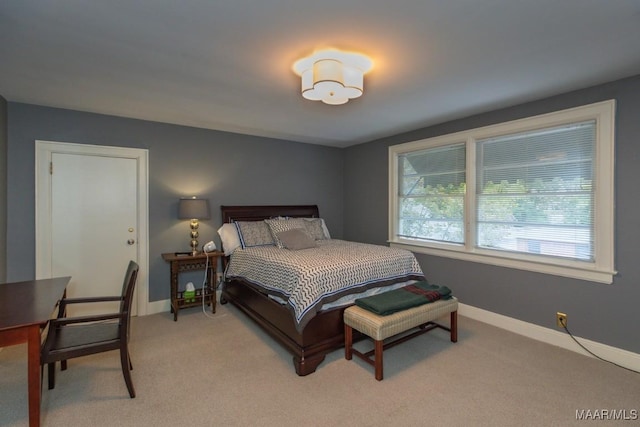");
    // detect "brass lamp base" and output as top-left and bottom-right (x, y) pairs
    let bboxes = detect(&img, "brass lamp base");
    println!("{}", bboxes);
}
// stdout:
(189, 219), (199, 255)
